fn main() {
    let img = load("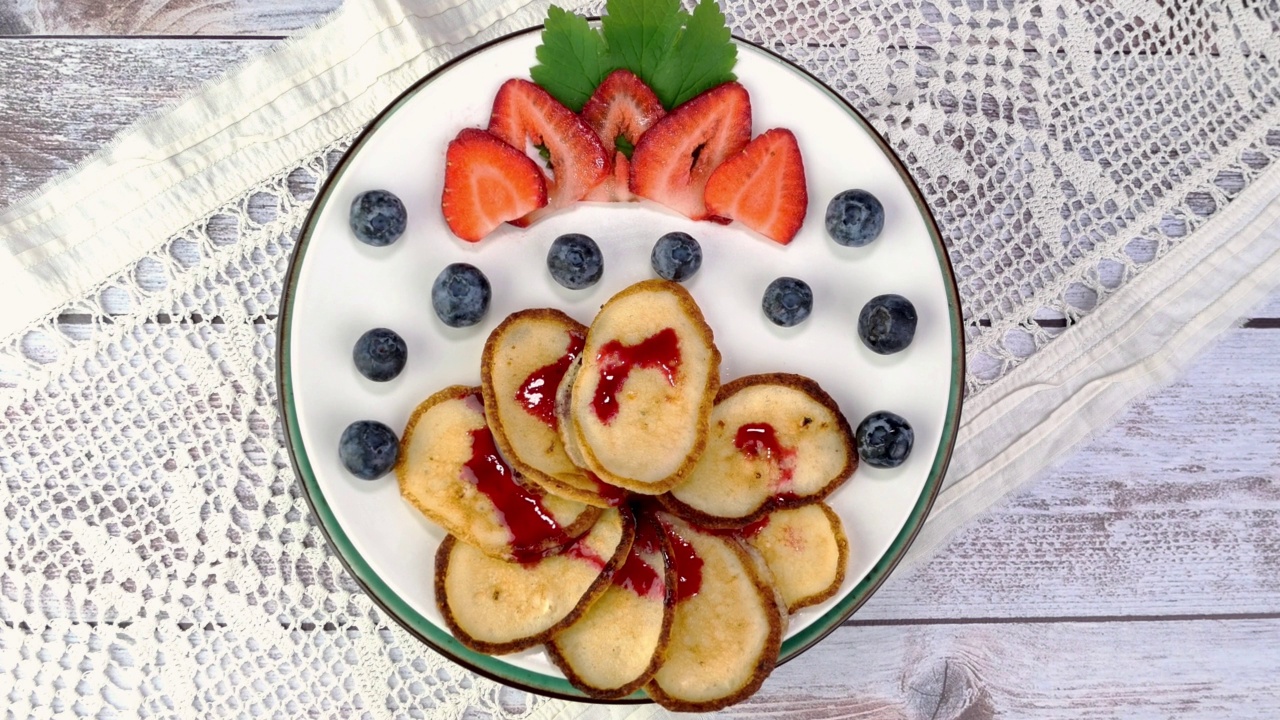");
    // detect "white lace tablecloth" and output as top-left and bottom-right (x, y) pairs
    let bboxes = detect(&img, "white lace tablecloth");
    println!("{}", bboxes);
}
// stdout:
(3, 0), (1280, 717)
